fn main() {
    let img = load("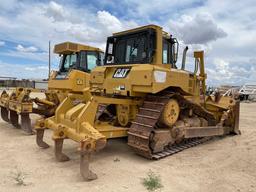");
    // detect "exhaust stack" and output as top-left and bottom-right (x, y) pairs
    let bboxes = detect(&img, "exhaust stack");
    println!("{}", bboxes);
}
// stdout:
(181, 46), (188, 70)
